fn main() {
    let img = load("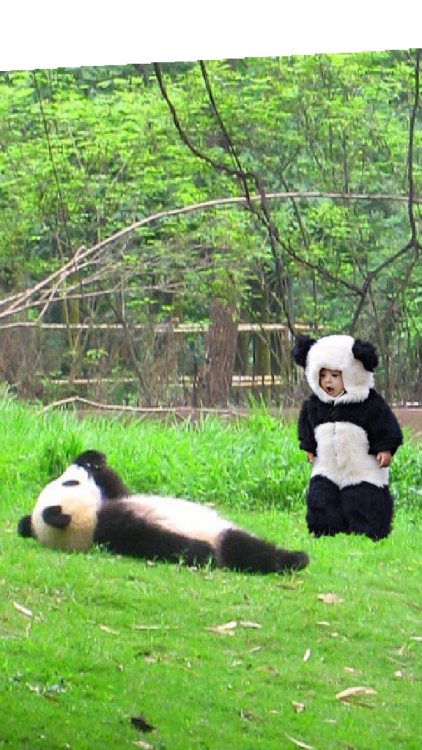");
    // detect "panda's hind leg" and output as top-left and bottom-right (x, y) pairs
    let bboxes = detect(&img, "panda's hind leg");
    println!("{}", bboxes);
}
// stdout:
(216, 528), (309, 574)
